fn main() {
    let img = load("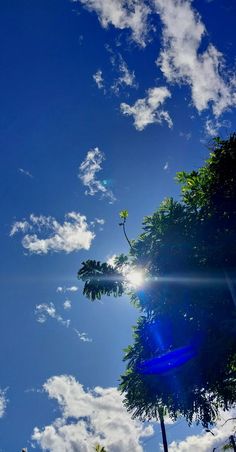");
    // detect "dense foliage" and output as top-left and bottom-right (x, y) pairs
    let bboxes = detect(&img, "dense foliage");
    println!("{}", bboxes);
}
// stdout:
(78, 260), (123, 300)
(78, 135), (236, 427)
